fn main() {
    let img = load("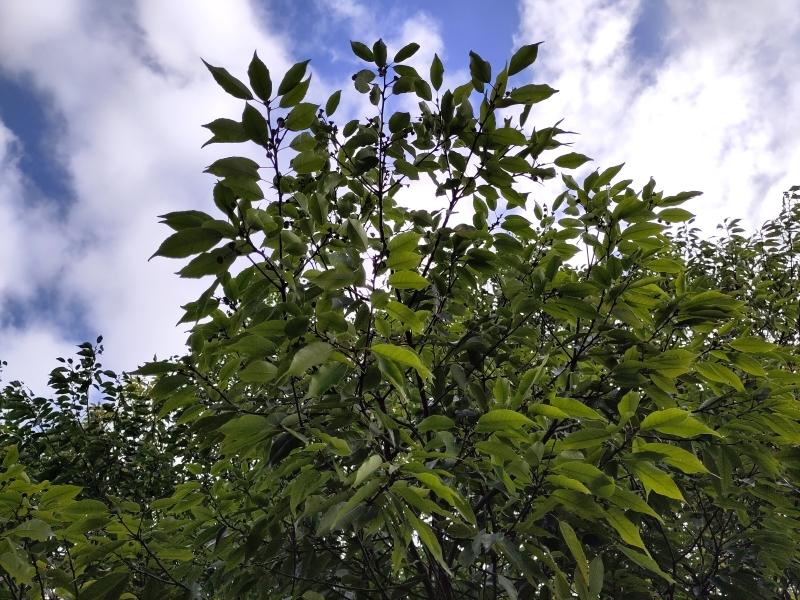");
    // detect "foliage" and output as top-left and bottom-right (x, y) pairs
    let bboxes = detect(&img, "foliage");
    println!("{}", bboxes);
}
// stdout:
(0, 341), (201, 599)
(1, 40), (799, 599)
